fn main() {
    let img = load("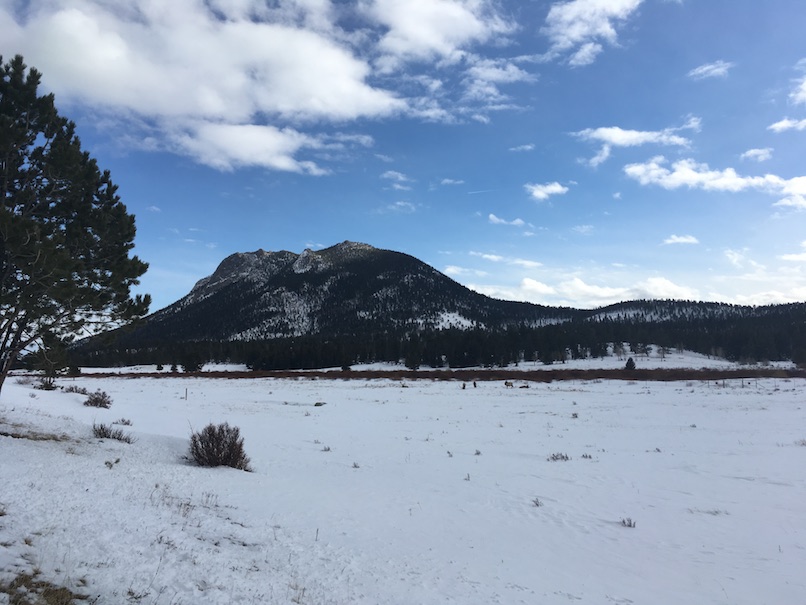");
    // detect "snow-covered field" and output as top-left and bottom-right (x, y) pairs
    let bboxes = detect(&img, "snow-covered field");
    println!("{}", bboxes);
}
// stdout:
(1, 368), (805, 604)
